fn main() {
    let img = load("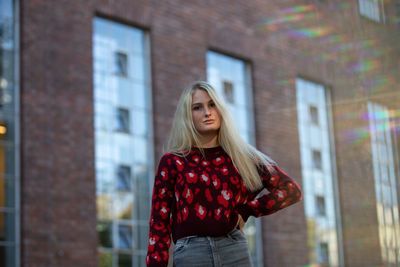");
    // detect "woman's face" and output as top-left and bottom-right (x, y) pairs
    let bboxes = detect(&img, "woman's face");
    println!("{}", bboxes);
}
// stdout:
(191, 89), (221, 135)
